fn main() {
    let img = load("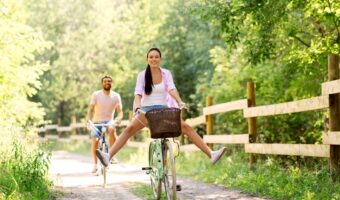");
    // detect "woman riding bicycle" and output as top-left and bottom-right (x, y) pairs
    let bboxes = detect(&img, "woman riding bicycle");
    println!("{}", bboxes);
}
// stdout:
(96, 47), (226, 166)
